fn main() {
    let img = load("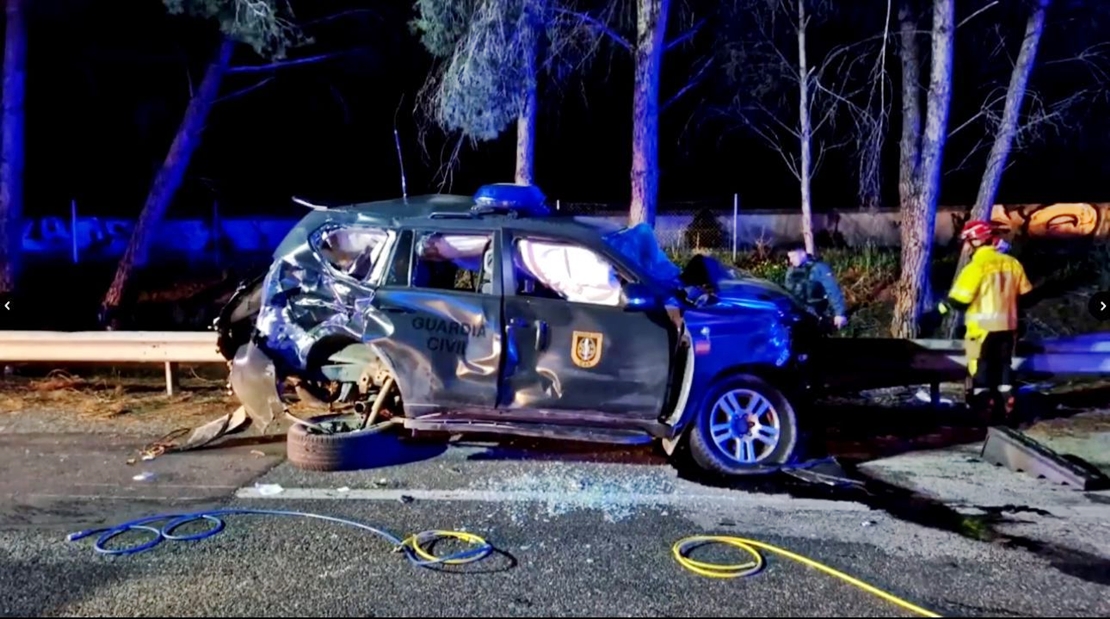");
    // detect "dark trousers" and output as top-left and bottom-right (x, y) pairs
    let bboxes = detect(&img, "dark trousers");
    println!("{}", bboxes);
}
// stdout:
(965, 330), (1018, 422)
